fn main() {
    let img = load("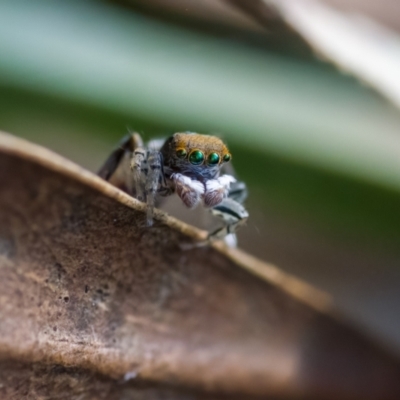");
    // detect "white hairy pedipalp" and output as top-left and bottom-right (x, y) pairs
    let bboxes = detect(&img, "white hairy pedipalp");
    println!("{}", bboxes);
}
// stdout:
(204, 174), (236, 207)
(170, 173), (205, 208)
